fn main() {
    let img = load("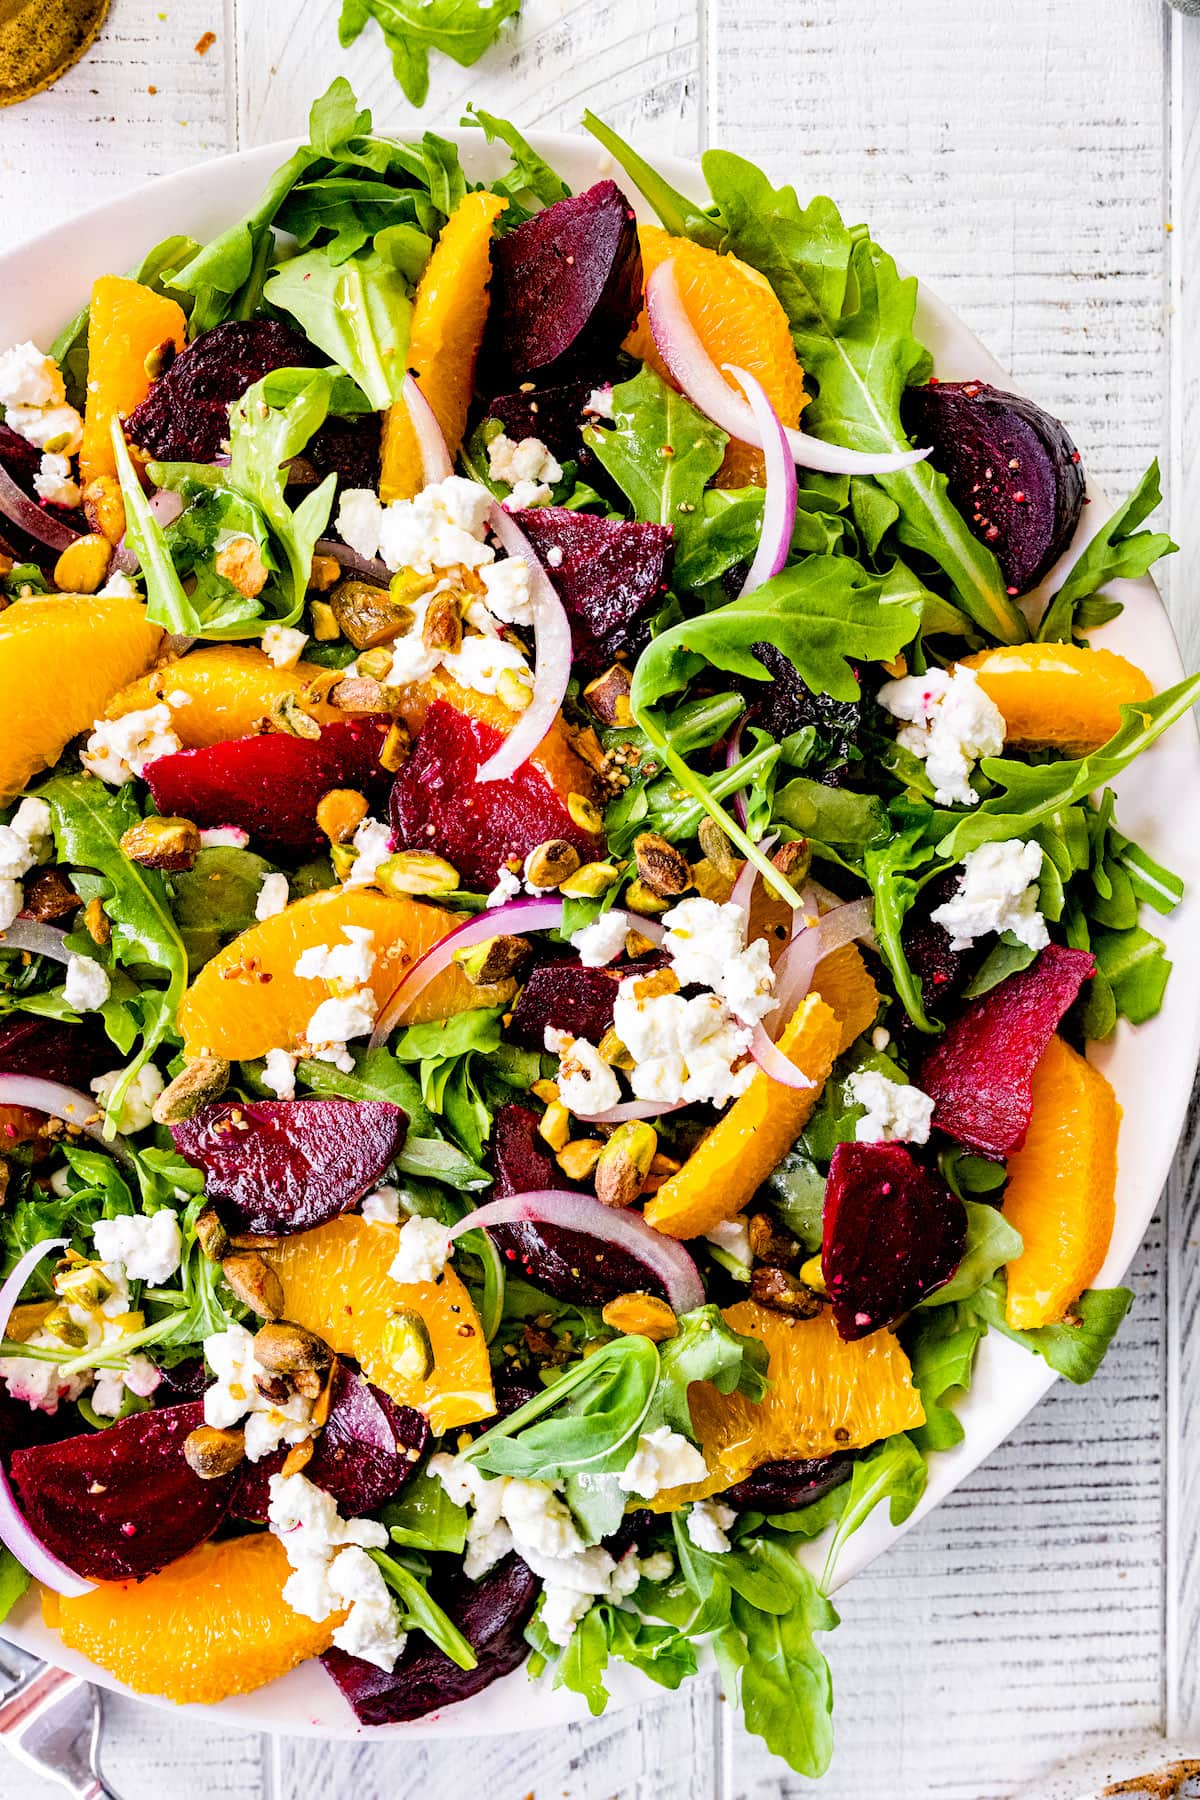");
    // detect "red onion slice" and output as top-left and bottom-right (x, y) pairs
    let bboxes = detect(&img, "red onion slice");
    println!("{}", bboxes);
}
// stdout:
(475, 505), (573, 786)
(725, 365), (796, 594)
(774, 897), (876, 1020)
(0, 1076), (133, 1165)
(729, 832), (778, 916)
(402, 374), (453, 487)
(746, 1018), (816, 1090)
(582, 1099), (684, 1125)
(0, 1238), (94, 1597)
(1, 921), (68, 964)
(724, 716), (750, 830)
(645, 261), (930, 476)
(0, 463), (79, 555)
(446, 1191), (705, 1315)
(313, 539), (392, 587)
